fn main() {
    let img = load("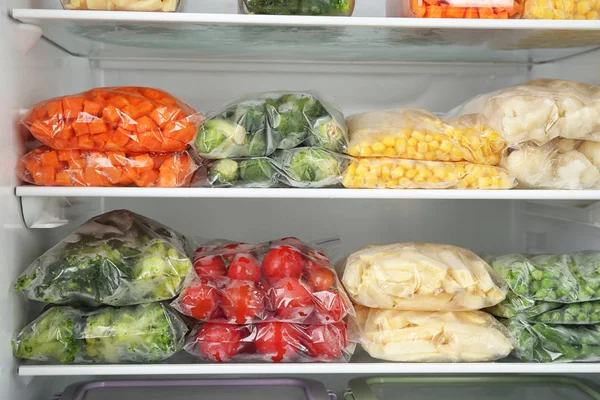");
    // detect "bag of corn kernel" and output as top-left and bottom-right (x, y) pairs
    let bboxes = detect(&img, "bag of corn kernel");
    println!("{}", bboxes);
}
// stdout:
(345, 109), (506, 166)
(342, 158), (515, 190)
(522, 0), (598, 19)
